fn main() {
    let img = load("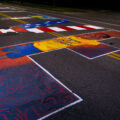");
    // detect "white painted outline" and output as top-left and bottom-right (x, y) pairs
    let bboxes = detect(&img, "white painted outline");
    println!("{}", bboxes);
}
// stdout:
(27, 56), (83, 120)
